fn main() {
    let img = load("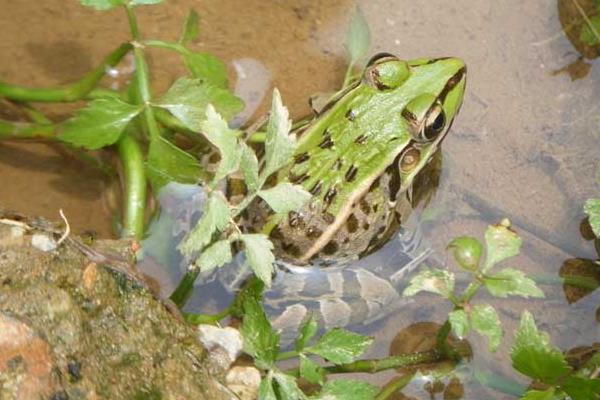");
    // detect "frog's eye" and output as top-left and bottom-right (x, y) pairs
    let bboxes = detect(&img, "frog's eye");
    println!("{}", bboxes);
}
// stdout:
(422, 103), (446, 141)
(364, 53), (410, 90)
(399, 148), (421, 173)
